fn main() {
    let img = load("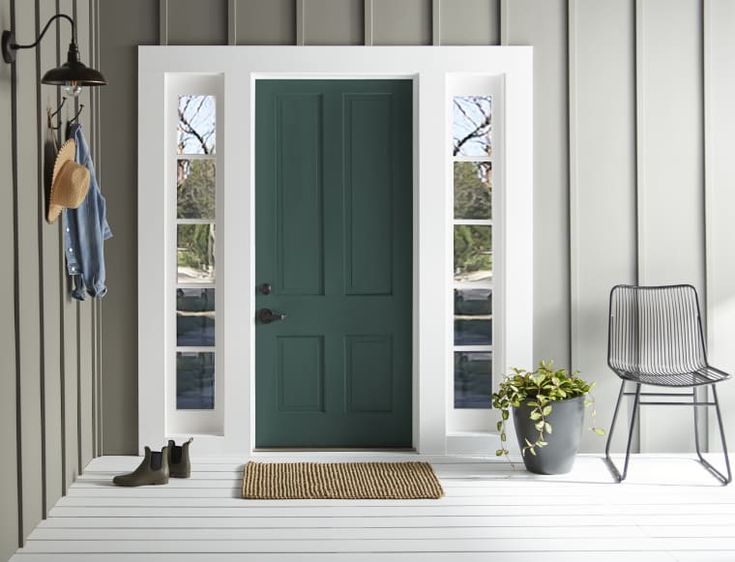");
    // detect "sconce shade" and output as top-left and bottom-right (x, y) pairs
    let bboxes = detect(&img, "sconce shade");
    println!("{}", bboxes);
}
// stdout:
(41, 59), (107, 86)
(41, 42), (106, 86)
